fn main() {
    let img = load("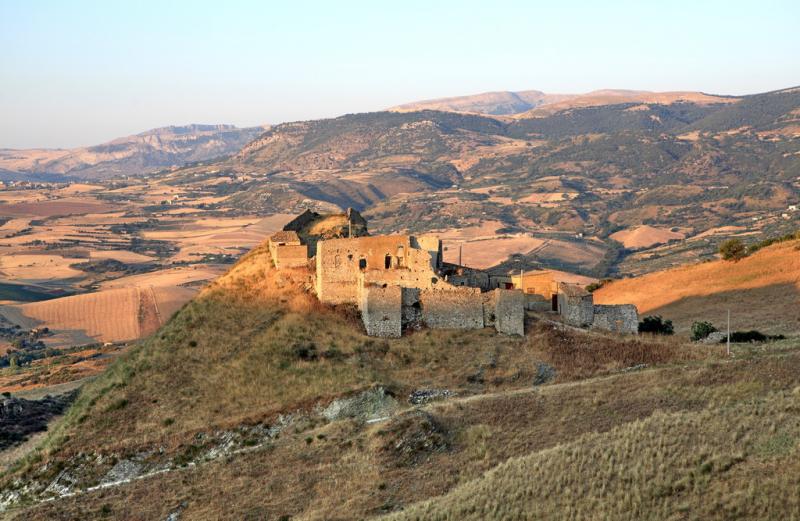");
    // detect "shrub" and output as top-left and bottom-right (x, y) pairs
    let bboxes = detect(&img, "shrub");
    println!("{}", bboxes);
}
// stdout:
(638, 315), (674, 335)
(586, 278), (613, 293)
(720, 330), (785, 343)
(719, 238), (746, 261)
(691, 321), (718, 341)
(291, 341), (317, 361)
